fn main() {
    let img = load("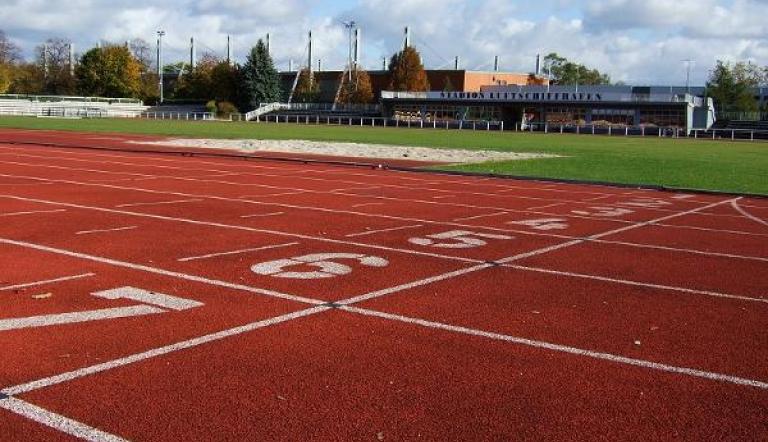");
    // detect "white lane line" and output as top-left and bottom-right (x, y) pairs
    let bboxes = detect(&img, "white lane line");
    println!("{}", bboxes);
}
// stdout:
(653, 222), (768, 238)
(0, 209), (66, 217)
(352, 202), (384, 208)
(0, 273), (95, 292)
(598, 238), (768, 262)
(75, 226), (138, 235)
(177, 242), (299, 262)
(493, 198), (743, 266)
(505, 264), (768, 304)
(0, 175), (754, 263)
(0, 305), (165, 332)
(344, 224), (423, 238)
(2, 305), (329, 396)
(0, 237), (324, 306)
(115, 198), (201, 208)
(239, 191), (309, 198)
(341, 306), (768, 390)
(0, 397), (127, 442)
(452, 211), (508, 222)
(339, 264), (492, 305)
(239, 211), (285, 218)
(87, 177), (158, 183)
(524, 202), (565, 211)
(0, 194), (482, 265)
(732, 200), (768, 227)
(343, 197), (742, 307)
